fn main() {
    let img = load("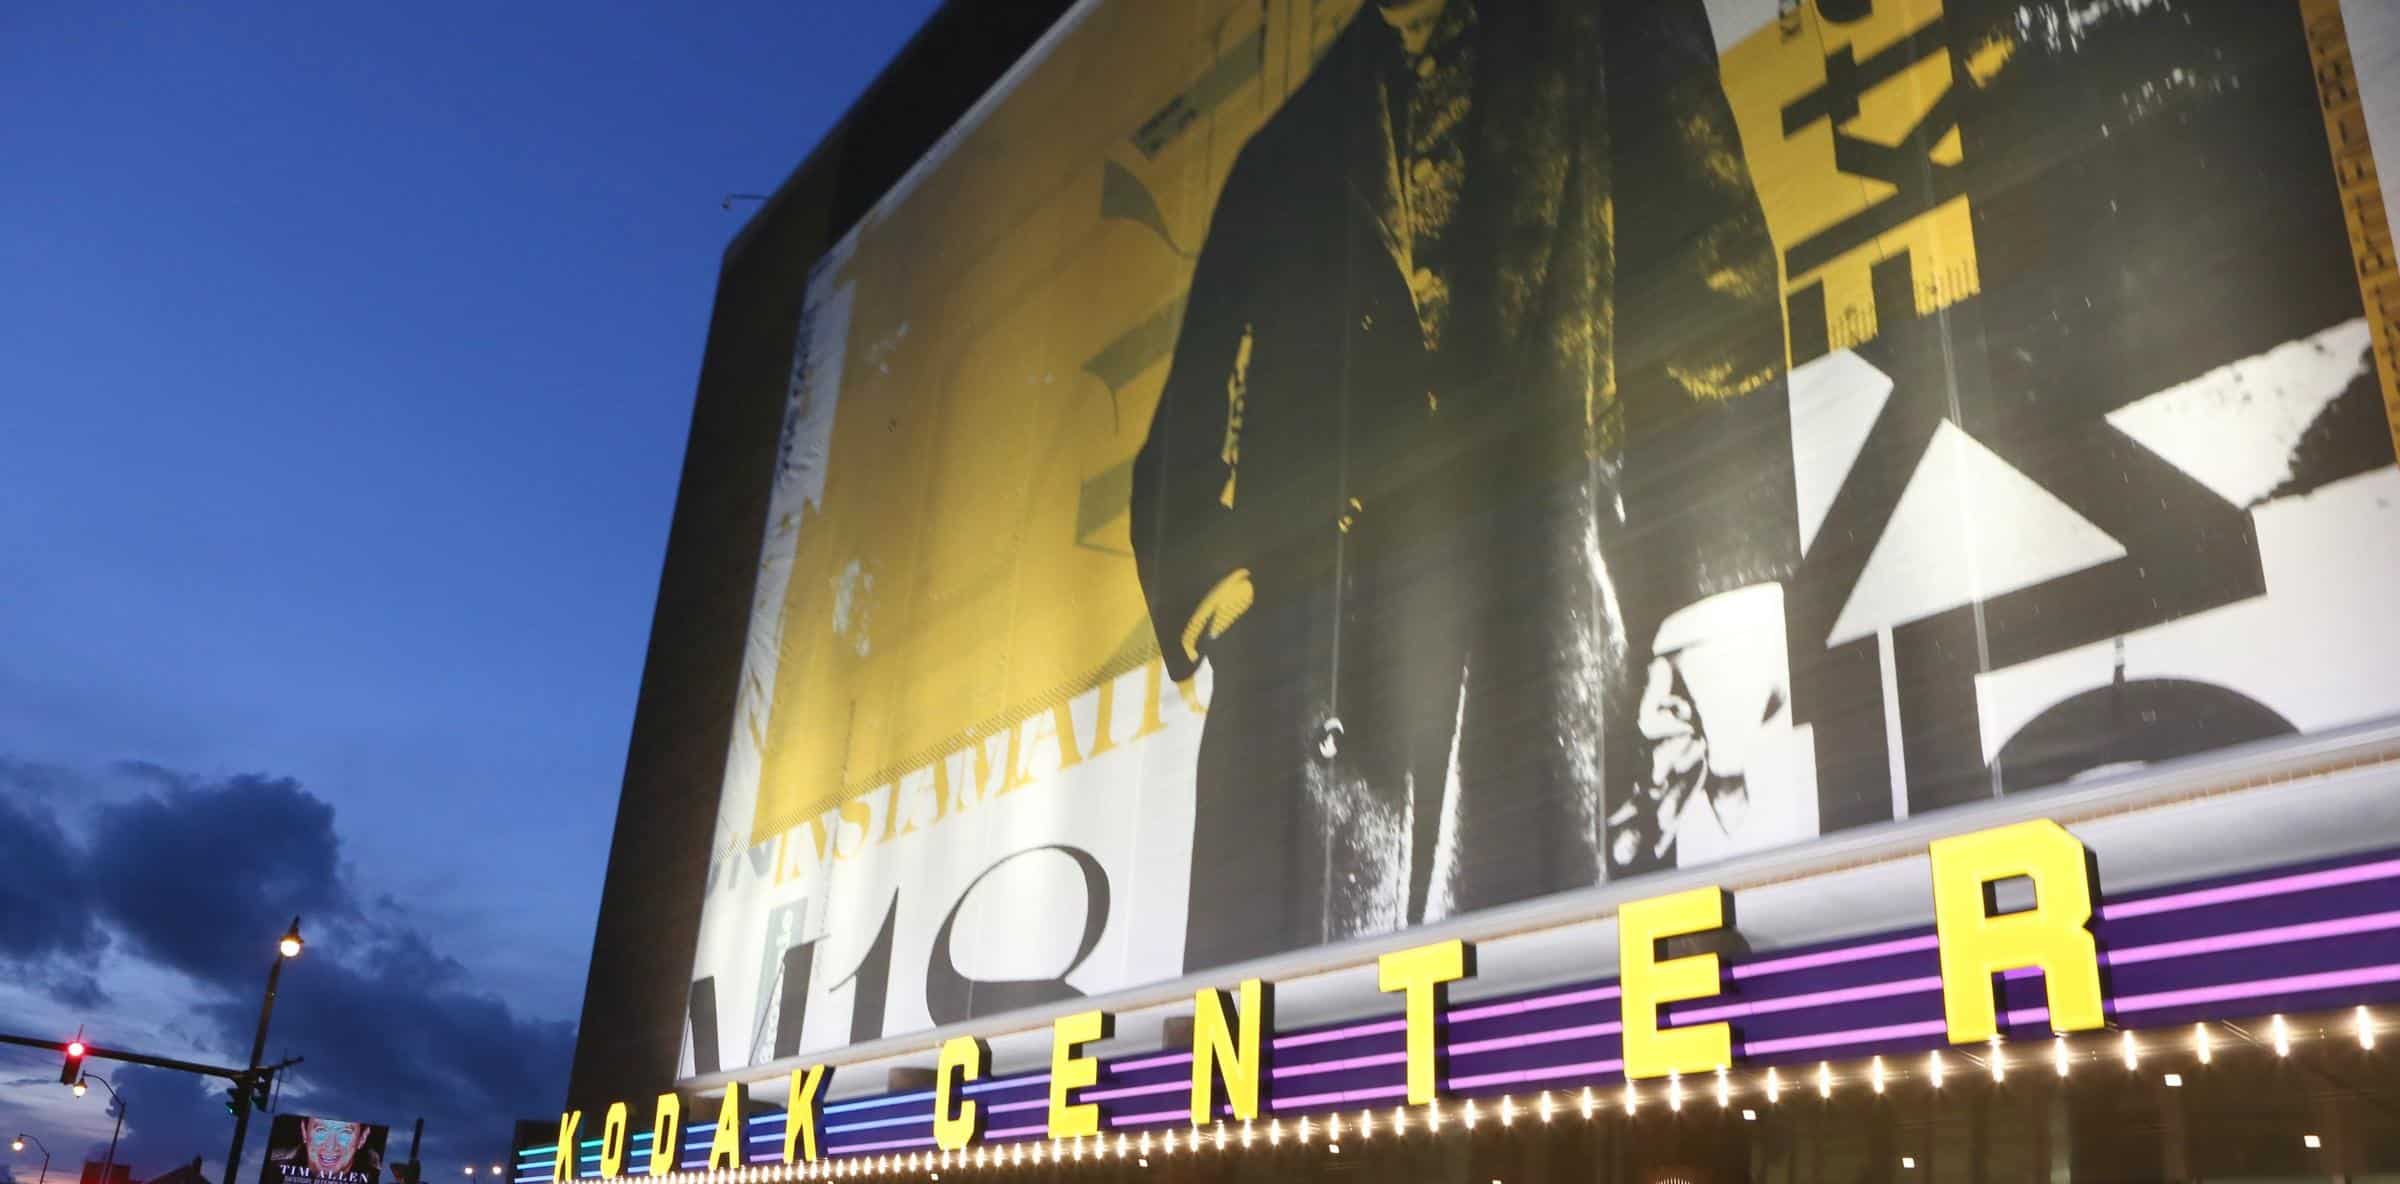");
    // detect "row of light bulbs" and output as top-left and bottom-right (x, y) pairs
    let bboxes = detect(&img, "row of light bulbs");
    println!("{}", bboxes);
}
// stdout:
(617, 1007), (2377, 1183)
